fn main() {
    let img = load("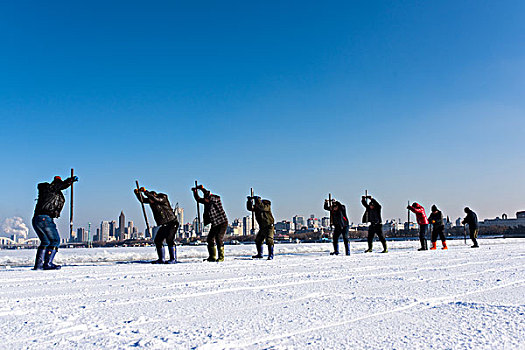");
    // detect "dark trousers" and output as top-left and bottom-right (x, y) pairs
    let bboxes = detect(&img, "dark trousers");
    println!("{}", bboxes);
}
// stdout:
(419, 224), (428, 249)
(470, 228), (479, 245)
(431, 225), (446, 243)
(368, 223), (386, 249)
(255, 226), (275, 246)
(32, 215), (60, 248)
(333, 225), (349, 244)
(207, 222), (228, 247)
(154, 220), (178, 247)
